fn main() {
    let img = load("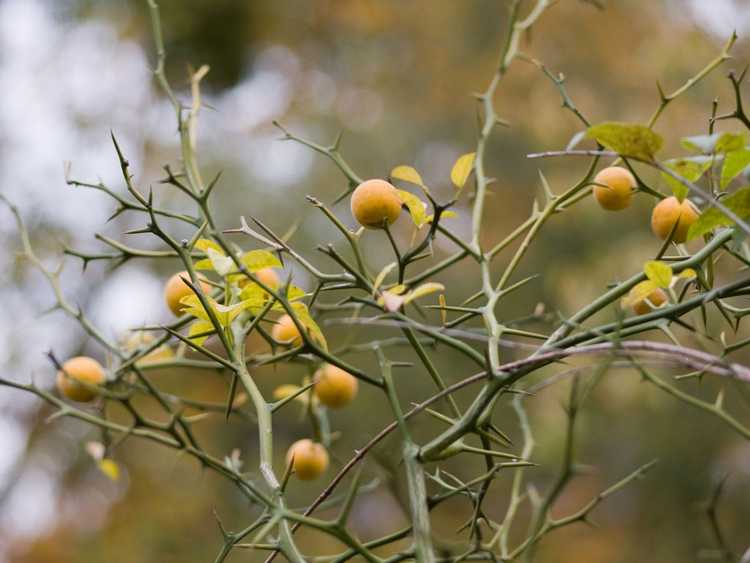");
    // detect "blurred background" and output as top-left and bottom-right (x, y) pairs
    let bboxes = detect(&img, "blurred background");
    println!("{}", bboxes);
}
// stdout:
(1, 0), (749, 561)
